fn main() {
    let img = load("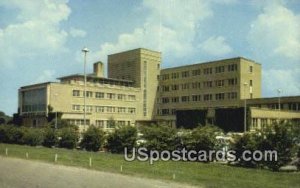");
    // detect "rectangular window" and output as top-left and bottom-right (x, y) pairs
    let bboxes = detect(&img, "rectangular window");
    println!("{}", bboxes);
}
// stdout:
(181, 83), (189, 90)
(215, 66), (225, 73)
(203, 94), (212, 101)
(204, 68), (213, 75)
(107, 93), (116, 99)
(117, 107), (126, 113)
(171, 97), (179, 103)
(215, 80), (225, 87)
(203, 81), (213, 88)
(227, 92), (237, 99)
(106, 106), (115, 113)
(171, 72), (179, 79)
(181, 96), (190, 102)
(181, 71), (190, 78)
(171, 84), (179, 90)
(215, 93), (225, 100)
(117, 94), (126, 100)
(84, 91), (93, 98)
(95, 120), (104, 128)
(85, 105), (93, 112)
(192, 69), (201, 76)
(128, 108), (136, 114)
(72, 105), (80, 111)
(72, 90), (80, 97)
(228, 78), (238, 86)
(250, 66), (253, 73)
(95, 92), (104, 98)
(228, 64), (237, 72)
(95, 106), (105, 113)
(162, 97), (169, 103)
(192, 95), (201, 101)
(128, 95), (136, 101)
(161, 109), (169, 115)
(250, 80), (253, 86)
